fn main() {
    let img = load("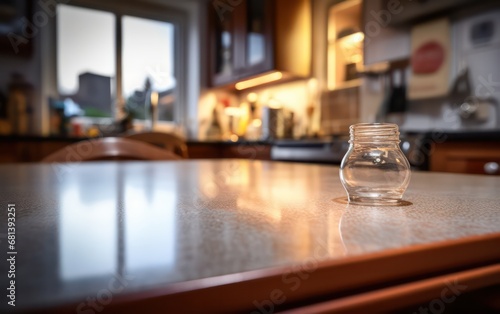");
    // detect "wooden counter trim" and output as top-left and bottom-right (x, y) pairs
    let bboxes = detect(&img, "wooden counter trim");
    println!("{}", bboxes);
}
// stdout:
(281, 264), (500, 314)
(42, 232), (500, 314)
